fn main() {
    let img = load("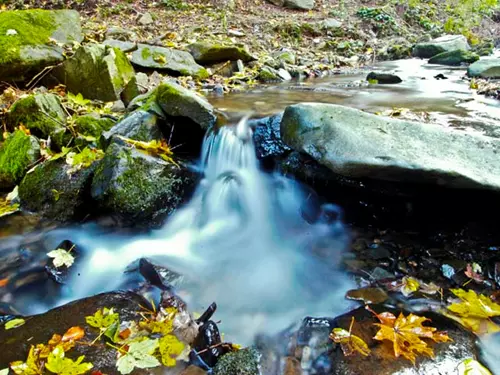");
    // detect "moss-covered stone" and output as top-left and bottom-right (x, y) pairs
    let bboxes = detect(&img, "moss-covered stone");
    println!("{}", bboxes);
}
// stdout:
(155, 81), (217, 129)
(0, 130), (40, 190)
(213, 348), (261, 375)
(412, 35), (469, 58)
(131, 44), (209, 79)
(7, 93), (68, 148)
(257, 66), (282, 82)
(188, 42), (256, 64)
(75, 114), (115, 138)
(18, 158), (97, 222)
(428, 49), (479, 66)
(0, 9), (82, 82)
(90, 141), (195, 225)
(272, 50), (296, 65)
(50, 43), (136, 102)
